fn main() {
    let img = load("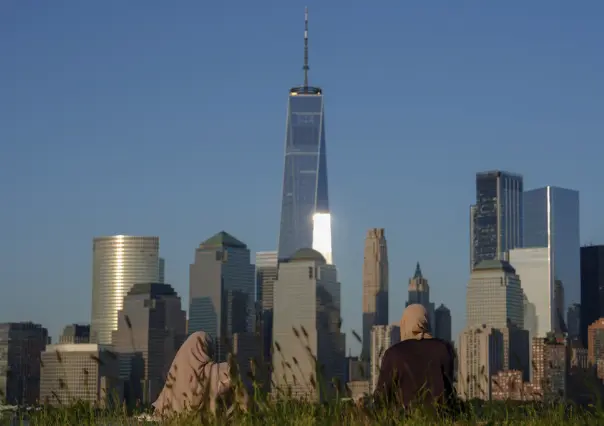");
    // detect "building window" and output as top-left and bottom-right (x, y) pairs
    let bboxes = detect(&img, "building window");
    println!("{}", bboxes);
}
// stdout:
(308, 267), (313, 279)
(144, 299), (157, 309)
